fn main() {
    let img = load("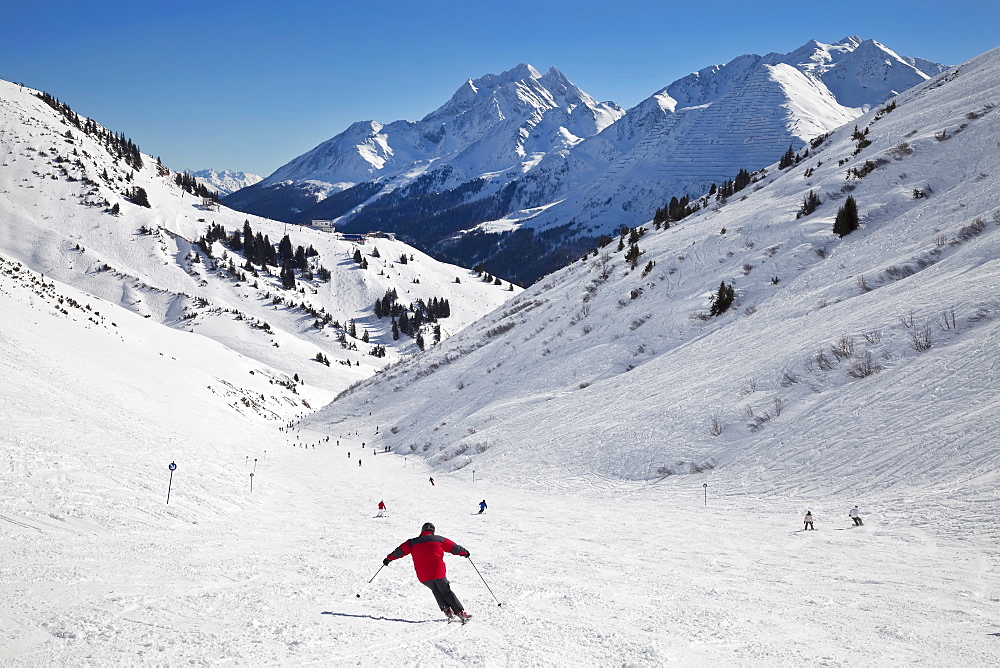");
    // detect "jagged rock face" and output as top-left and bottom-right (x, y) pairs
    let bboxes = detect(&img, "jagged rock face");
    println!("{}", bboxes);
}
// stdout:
(225, 38), (945, 285)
